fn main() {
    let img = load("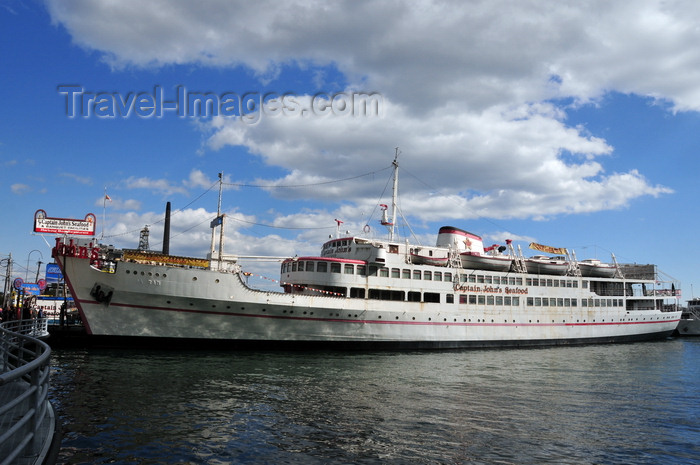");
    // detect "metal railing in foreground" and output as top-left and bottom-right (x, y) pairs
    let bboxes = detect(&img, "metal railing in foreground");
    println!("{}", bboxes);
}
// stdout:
(0, 319), (53, 465)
